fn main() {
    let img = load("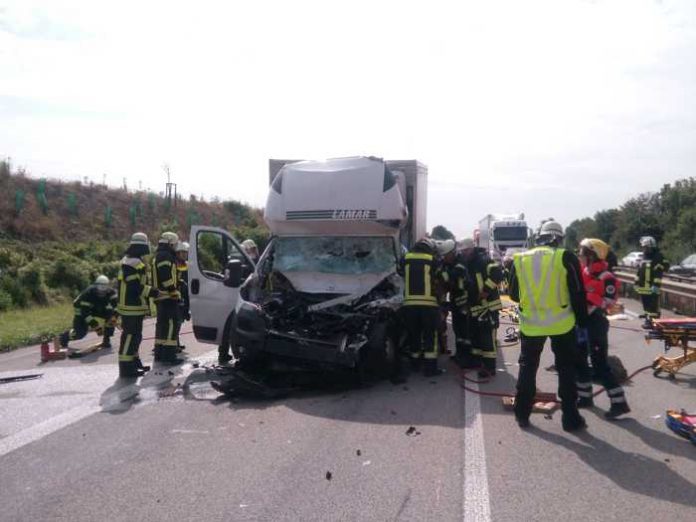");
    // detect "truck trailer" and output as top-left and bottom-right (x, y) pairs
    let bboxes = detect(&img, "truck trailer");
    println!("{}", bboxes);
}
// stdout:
(188, 156), (427, 375)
